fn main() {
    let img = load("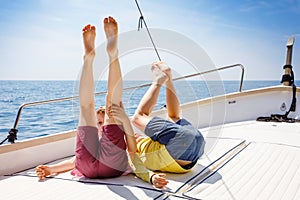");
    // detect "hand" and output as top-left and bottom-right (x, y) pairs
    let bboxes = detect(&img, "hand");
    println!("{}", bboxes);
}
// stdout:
(151, 173), (169, 188)
(35, 165), (51, 180)
(107, 102), (128, 121)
